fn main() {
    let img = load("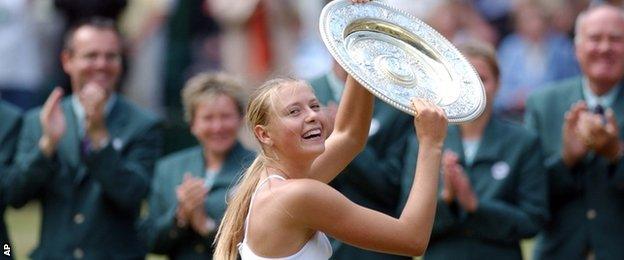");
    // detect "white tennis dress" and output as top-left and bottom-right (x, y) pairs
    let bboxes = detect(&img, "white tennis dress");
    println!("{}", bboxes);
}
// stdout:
(238, 175), (332, 260)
